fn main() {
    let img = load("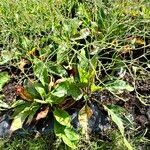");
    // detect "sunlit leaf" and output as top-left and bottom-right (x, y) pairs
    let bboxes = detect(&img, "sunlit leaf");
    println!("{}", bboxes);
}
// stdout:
(0, 99), (10, 109)
(10, 106), (31, 131)
(0, 72), (10, 91)
(34, 85), (46, 99)
(54, 121), (78, 149)
(64, 127), (79, 141)
(54, 108), (71, 127)
(61, 134), (77, 149)
(105, 80), (134, 94)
